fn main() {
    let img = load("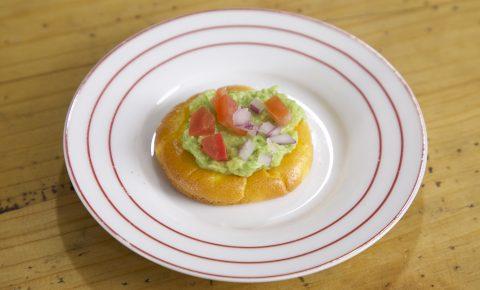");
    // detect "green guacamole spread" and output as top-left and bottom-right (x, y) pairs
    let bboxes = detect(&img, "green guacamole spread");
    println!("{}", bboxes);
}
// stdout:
(181, 87), (305, 177)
